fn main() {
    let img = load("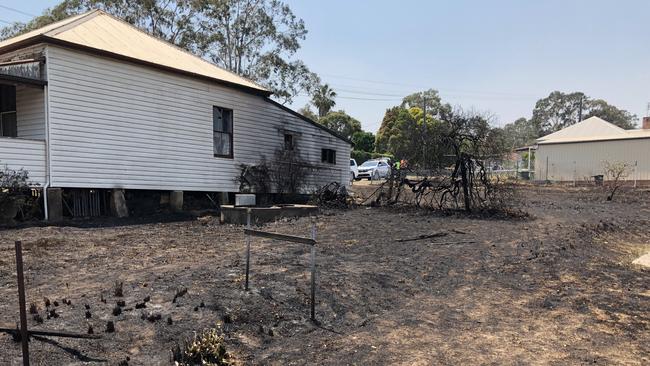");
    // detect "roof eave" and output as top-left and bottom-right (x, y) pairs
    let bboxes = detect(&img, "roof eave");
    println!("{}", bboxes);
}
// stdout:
(538, 135), (650, 145)
(0, 35), (273, 98)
